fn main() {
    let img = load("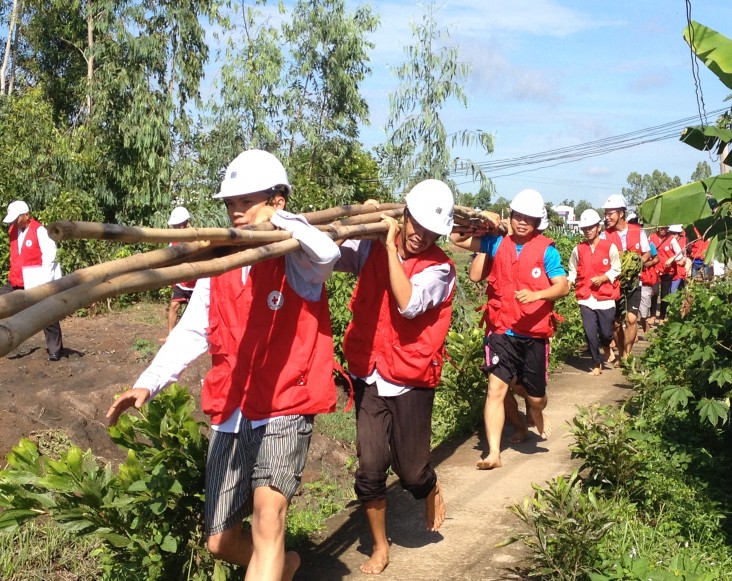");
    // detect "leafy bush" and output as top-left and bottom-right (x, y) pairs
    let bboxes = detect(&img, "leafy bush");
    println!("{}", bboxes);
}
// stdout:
(0, 385), (233, 581)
